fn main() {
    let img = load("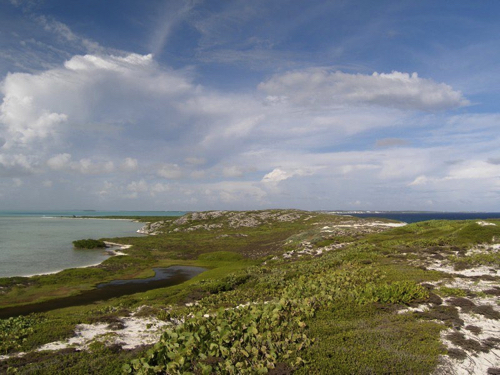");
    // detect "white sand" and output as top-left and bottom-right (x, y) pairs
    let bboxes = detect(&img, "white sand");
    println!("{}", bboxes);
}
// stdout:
(38, 311), (171, 352)
(323, 221), (407, 229)
(425, 246), (500, 374)
(476, 221), (497, 227)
